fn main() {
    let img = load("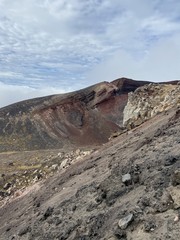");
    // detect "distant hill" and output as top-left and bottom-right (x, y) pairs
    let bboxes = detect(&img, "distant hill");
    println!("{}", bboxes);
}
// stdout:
(0, 78), (152, 151)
